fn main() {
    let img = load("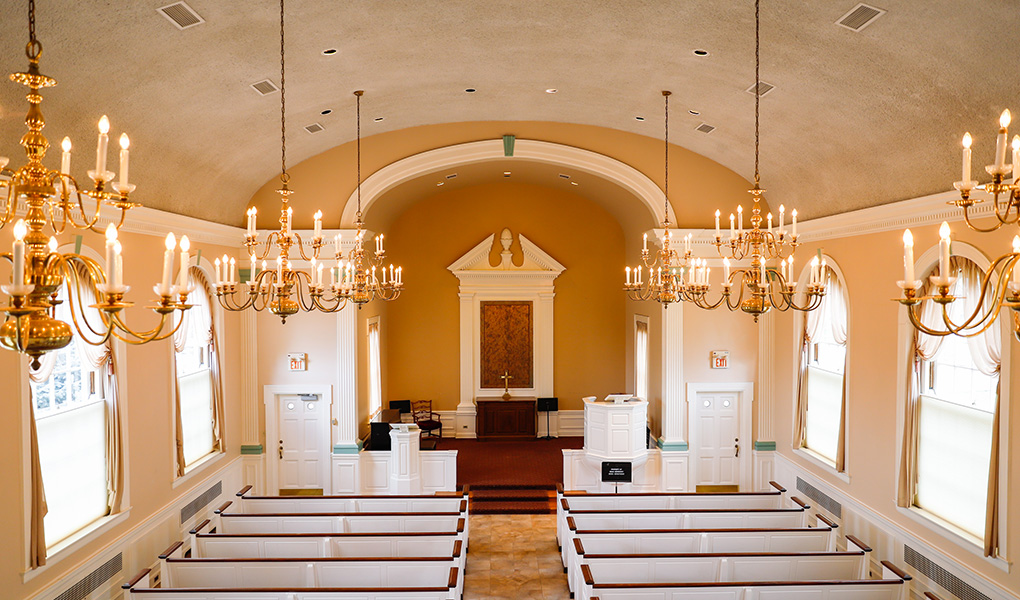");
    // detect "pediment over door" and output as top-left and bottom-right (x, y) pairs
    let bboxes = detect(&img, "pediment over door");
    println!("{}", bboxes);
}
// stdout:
(448, 228), (565, 288)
